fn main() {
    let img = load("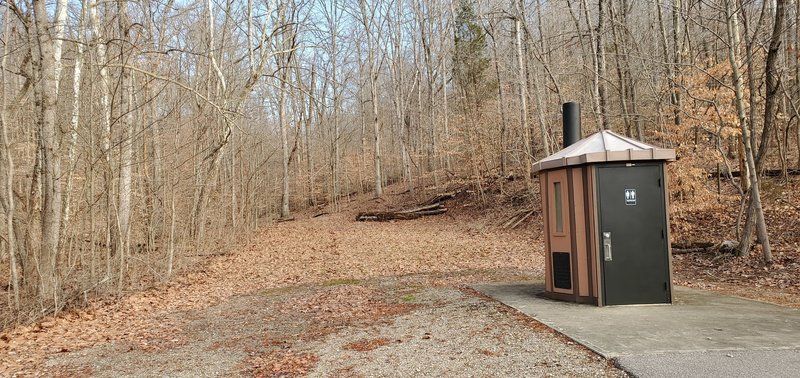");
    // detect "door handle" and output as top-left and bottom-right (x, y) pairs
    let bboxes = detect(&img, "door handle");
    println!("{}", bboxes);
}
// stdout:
(603, 232), (612, 261)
